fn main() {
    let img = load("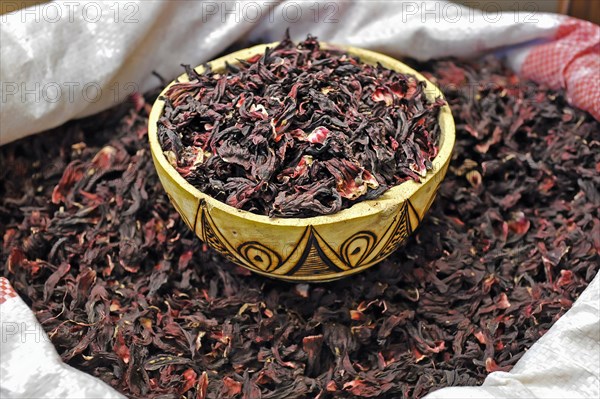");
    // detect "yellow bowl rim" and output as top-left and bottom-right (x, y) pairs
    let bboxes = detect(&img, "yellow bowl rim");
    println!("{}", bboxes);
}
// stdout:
(148, 42), (455, 227)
